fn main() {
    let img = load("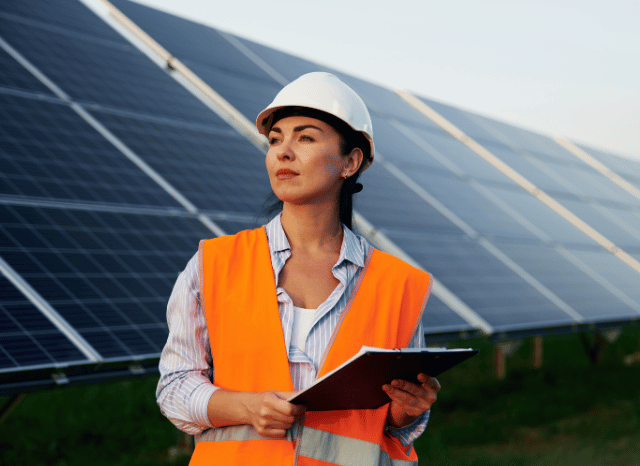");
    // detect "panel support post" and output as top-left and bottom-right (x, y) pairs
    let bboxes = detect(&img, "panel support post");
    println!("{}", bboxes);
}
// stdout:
(494, 344), (506, 380)
(0, 394), (25, 424)
(531, 336), (543, 369)
(579, 331), (609, 365)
